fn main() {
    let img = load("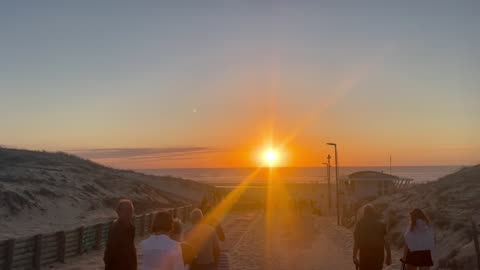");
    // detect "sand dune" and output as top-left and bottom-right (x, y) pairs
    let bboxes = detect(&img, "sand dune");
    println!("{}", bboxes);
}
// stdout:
(0, 148), (213, 239)
(371, 165), (480, 269)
